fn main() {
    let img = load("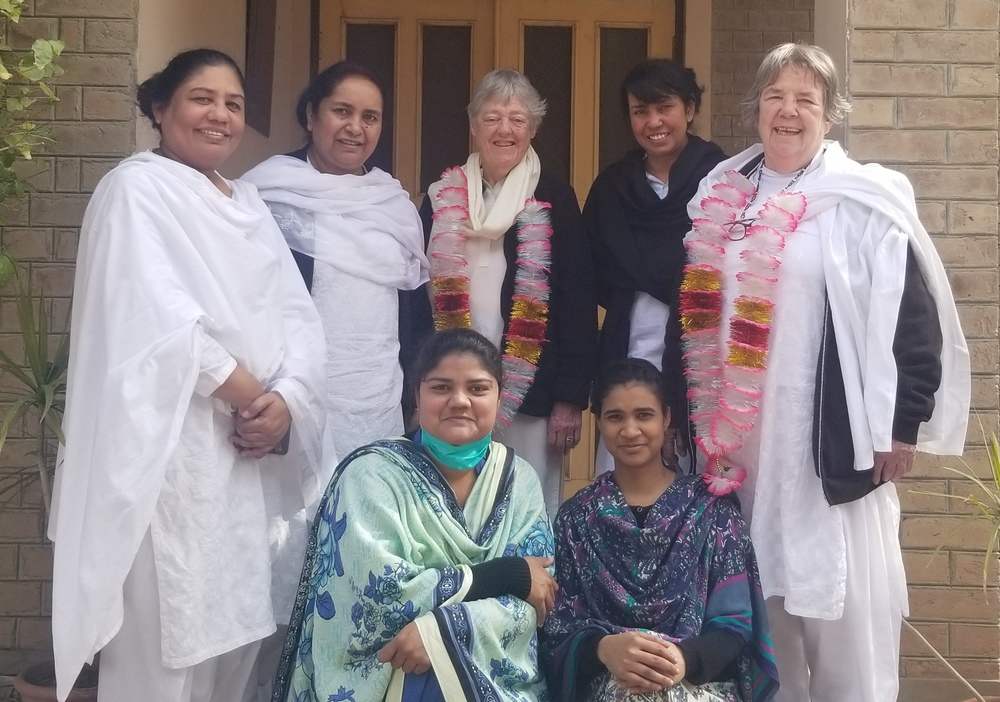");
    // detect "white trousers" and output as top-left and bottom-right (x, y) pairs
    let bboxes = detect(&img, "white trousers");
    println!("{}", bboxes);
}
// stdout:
(242, 627), (286, 702)
(98, 534), (262, 702)
(765, 490), (905, 702)
(494, 413), (564, 518)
